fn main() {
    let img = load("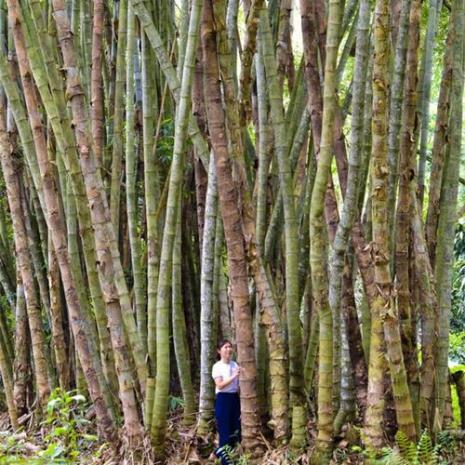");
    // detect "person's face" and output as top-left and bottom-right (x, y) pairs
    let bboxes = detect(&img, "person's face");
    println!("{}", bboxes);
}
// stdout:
(219, 342), (233, 361)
